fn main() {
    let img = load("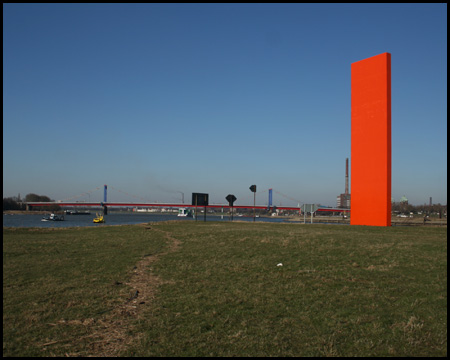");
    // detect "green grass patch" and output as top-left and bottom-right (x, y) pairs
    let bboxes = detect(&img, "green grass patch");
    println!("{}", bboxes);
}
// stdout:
(3, 225), (167, 356)
(3, 222), (447, 356)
